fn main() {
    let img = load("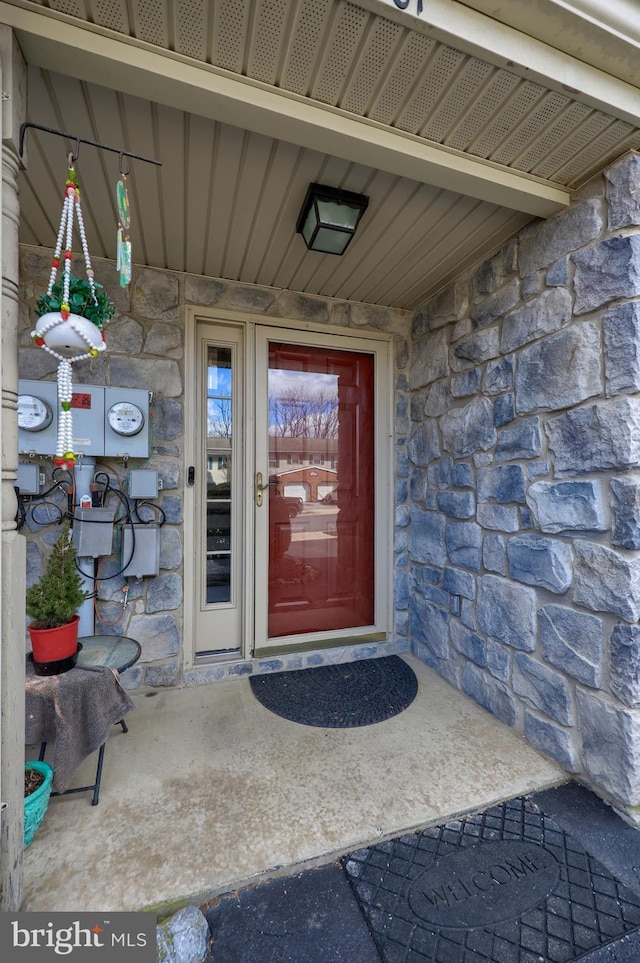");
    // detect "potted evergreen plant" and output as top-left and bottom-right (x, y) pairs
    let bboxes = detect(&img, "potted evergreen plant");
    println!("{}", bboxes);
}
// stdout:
(26, 521), (88, 672)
